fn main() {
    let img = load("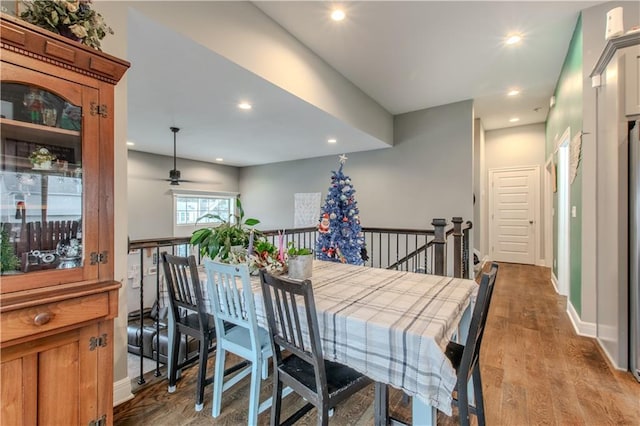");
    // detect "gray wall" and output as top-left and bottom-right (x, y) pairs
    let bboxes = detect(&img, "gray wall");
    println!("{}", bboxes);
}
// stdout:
(127, 150), (239, 239)
(580, 1), (640, 326)
(473, 118), (485, 256)
(240, 100), (474, 233)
